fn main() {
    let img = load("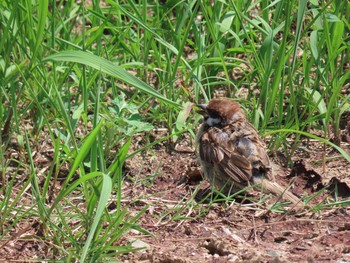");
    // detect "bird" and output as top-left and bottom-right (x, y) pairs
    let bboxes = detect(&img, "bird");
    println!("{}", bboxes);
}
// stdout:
(196, 97), (303, 208)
